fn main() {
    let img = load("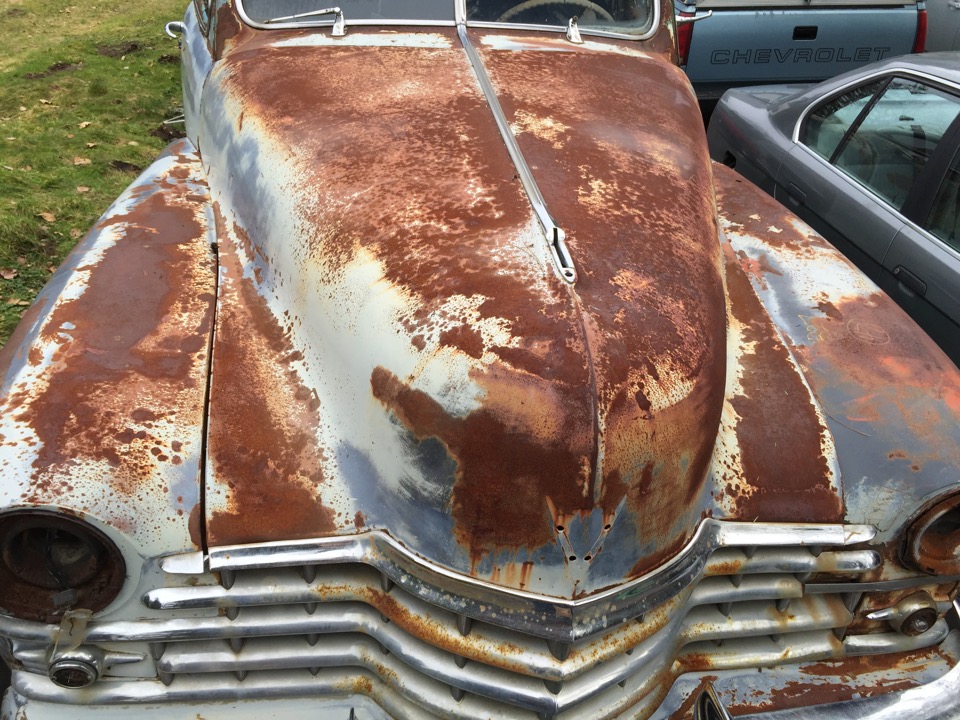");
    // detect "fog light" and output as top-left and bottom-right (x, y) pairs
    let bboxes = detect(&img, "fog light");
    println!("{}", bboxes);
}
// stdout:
(0, 512), (125, 623)
(904, 494), (960, 575)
